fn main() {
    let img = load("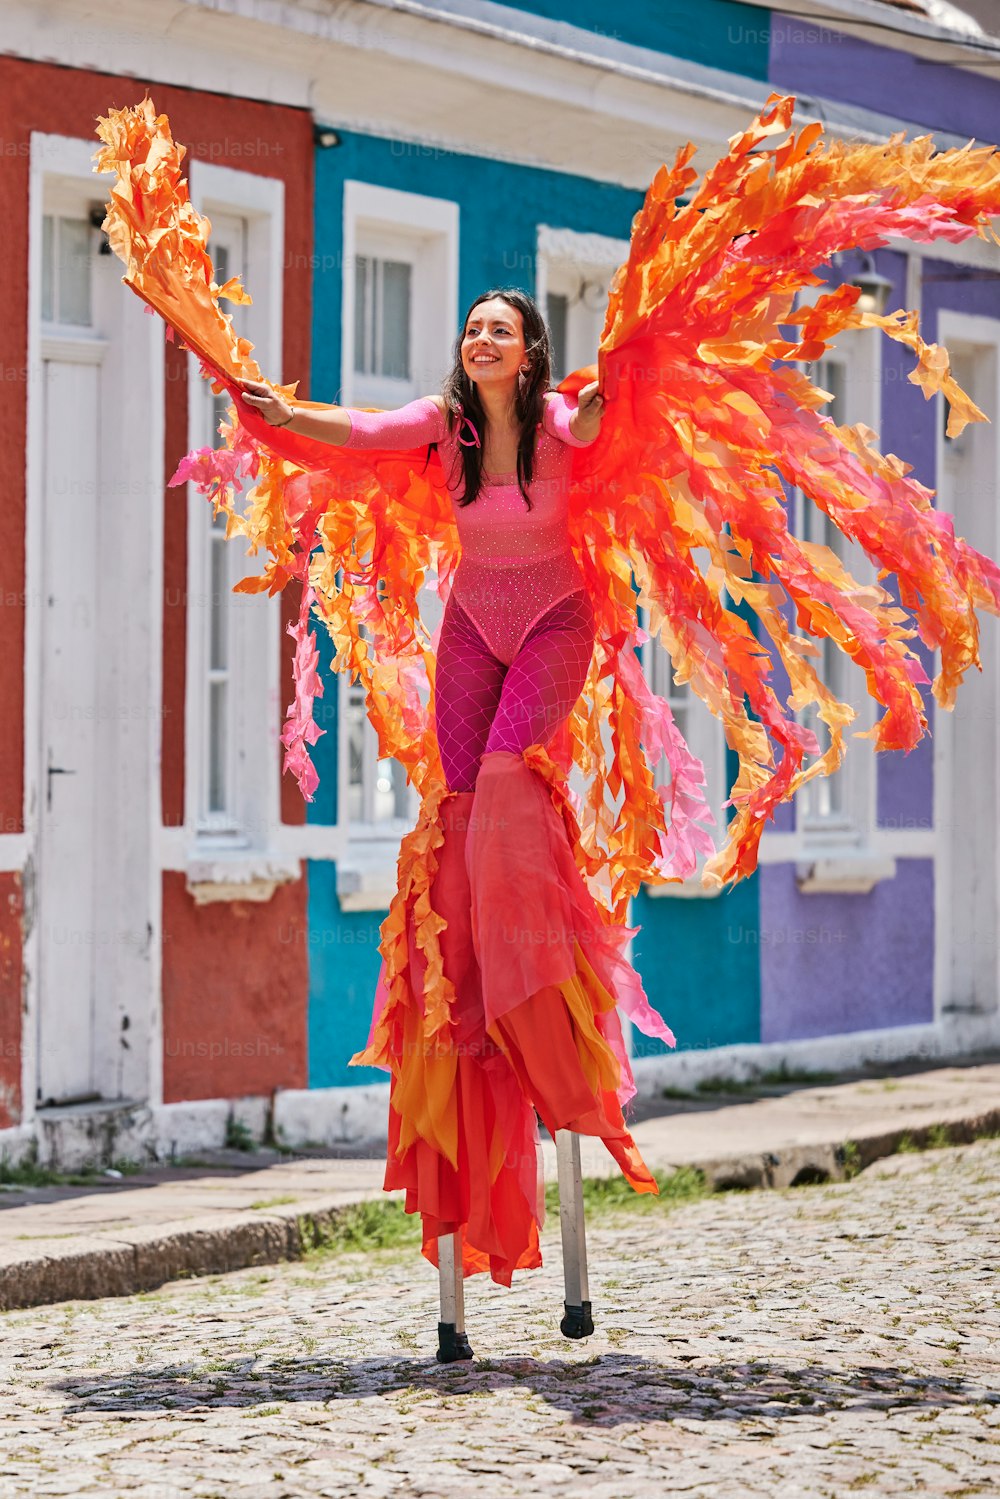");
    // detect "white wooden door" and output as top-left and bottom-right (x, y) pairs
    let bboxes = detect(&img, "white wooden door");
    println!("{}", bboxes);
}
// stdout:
(36, 346), (106, 1105)
(936, 325), (1000, 1018)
